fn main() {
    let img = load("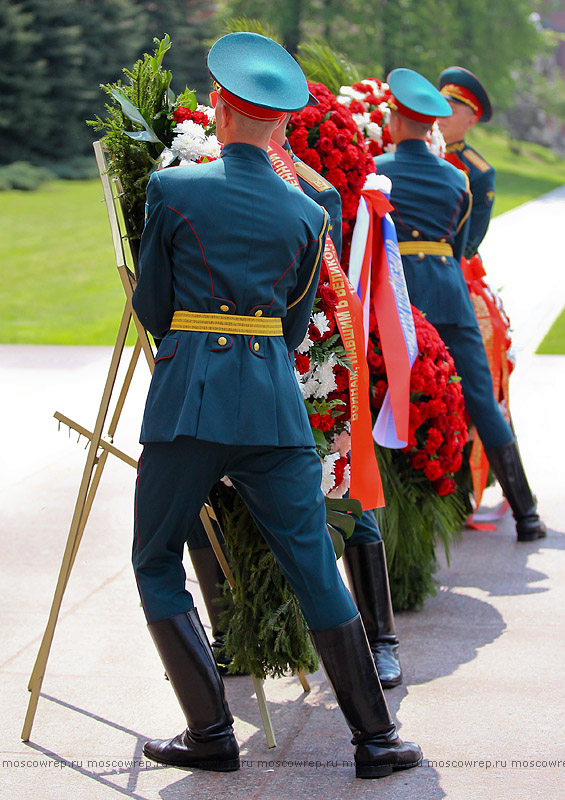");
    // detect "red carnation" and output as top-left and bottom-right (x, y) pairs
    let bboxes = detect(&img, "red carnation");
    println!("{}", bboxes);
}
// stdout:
(349, 100), (366, 114)
(320, 120), (338, 138)
(334, 367), (349, 393)
(308, 323), (323, 342)
(323, 150), (342, 170)
(332, 455), (347, 489)
(301, 107), (322, 127)
(173, 106), (192, 122)
(435, 477), (456, 496)
(335, 132), (349, 151)
(304, 148), (322, 173)
(318, 136), (333, 154)
(424, 460), (444, 482)
(308, 413), (322, 430)
(319, 284), (339, 310)
(288, 127), (309, 152)
(369, 108), (384, 125)
(412, 452), (429, 470)
(319, 414), (336, 432)
(294, 354), (311, 375)
(325, 168), (347, 188)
